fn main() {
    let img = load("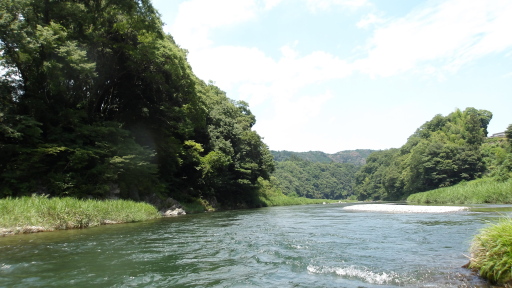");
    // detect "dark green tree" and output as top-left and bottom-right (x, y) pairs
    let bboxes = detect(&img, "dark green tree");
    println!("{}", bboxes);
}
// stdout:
(354, 108), (492, 200)
(0, 0), (275, 208)
(506, 124), (512, 143)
